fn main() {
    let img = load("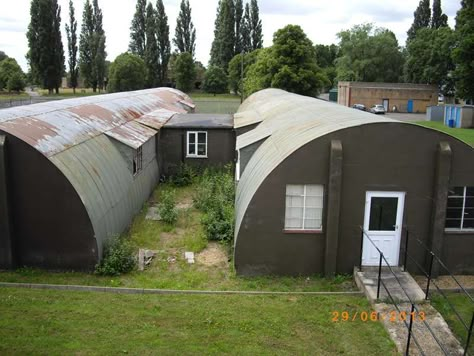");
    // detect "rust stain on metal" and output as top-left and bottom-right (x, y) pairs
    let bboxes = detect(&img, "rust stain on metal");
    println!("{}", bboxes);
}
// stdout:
(0, 116), (58, 145)
(68, 104), (118, 123)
